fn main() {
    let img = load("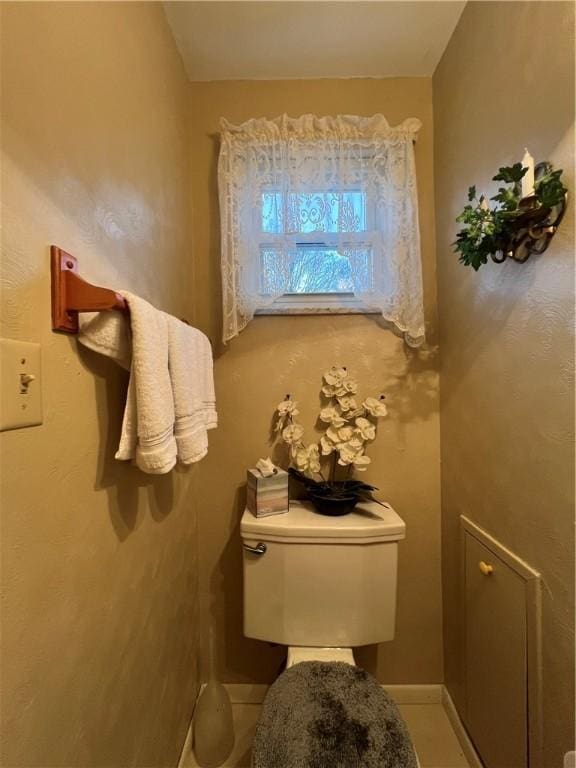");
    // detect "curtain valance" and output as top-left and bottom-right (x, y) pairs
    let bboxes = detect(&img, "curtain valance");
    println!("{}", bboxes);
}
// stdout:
(218, 113), (425, 346)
